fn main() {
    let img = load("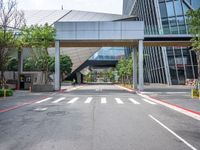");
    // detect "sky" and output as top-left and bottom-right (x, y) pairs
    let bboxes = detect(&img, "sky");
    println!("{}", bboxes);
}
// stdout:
(17, 0), (123, 14)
